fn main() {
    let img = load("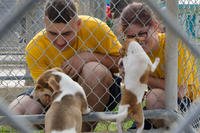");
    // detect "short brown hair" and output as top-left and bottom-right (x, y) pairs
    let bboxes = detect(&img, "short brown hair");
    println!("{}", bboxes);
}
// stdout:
(120, 2), (154, 32)
(45, 0), (77, 23)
